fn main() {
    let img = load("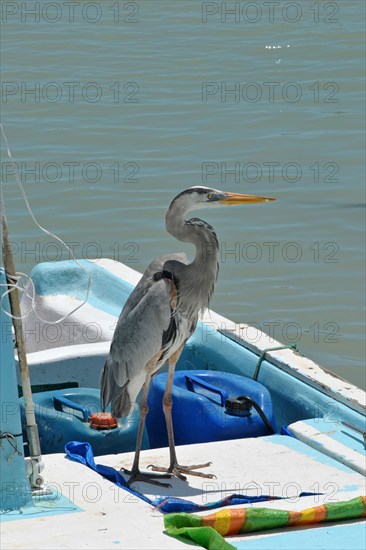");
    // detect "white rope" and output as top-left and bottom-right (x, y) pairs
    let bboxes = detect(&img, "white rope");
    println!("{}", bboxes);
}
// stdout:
(0, 122), (92, 324)
(1, 272), (38, 320)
